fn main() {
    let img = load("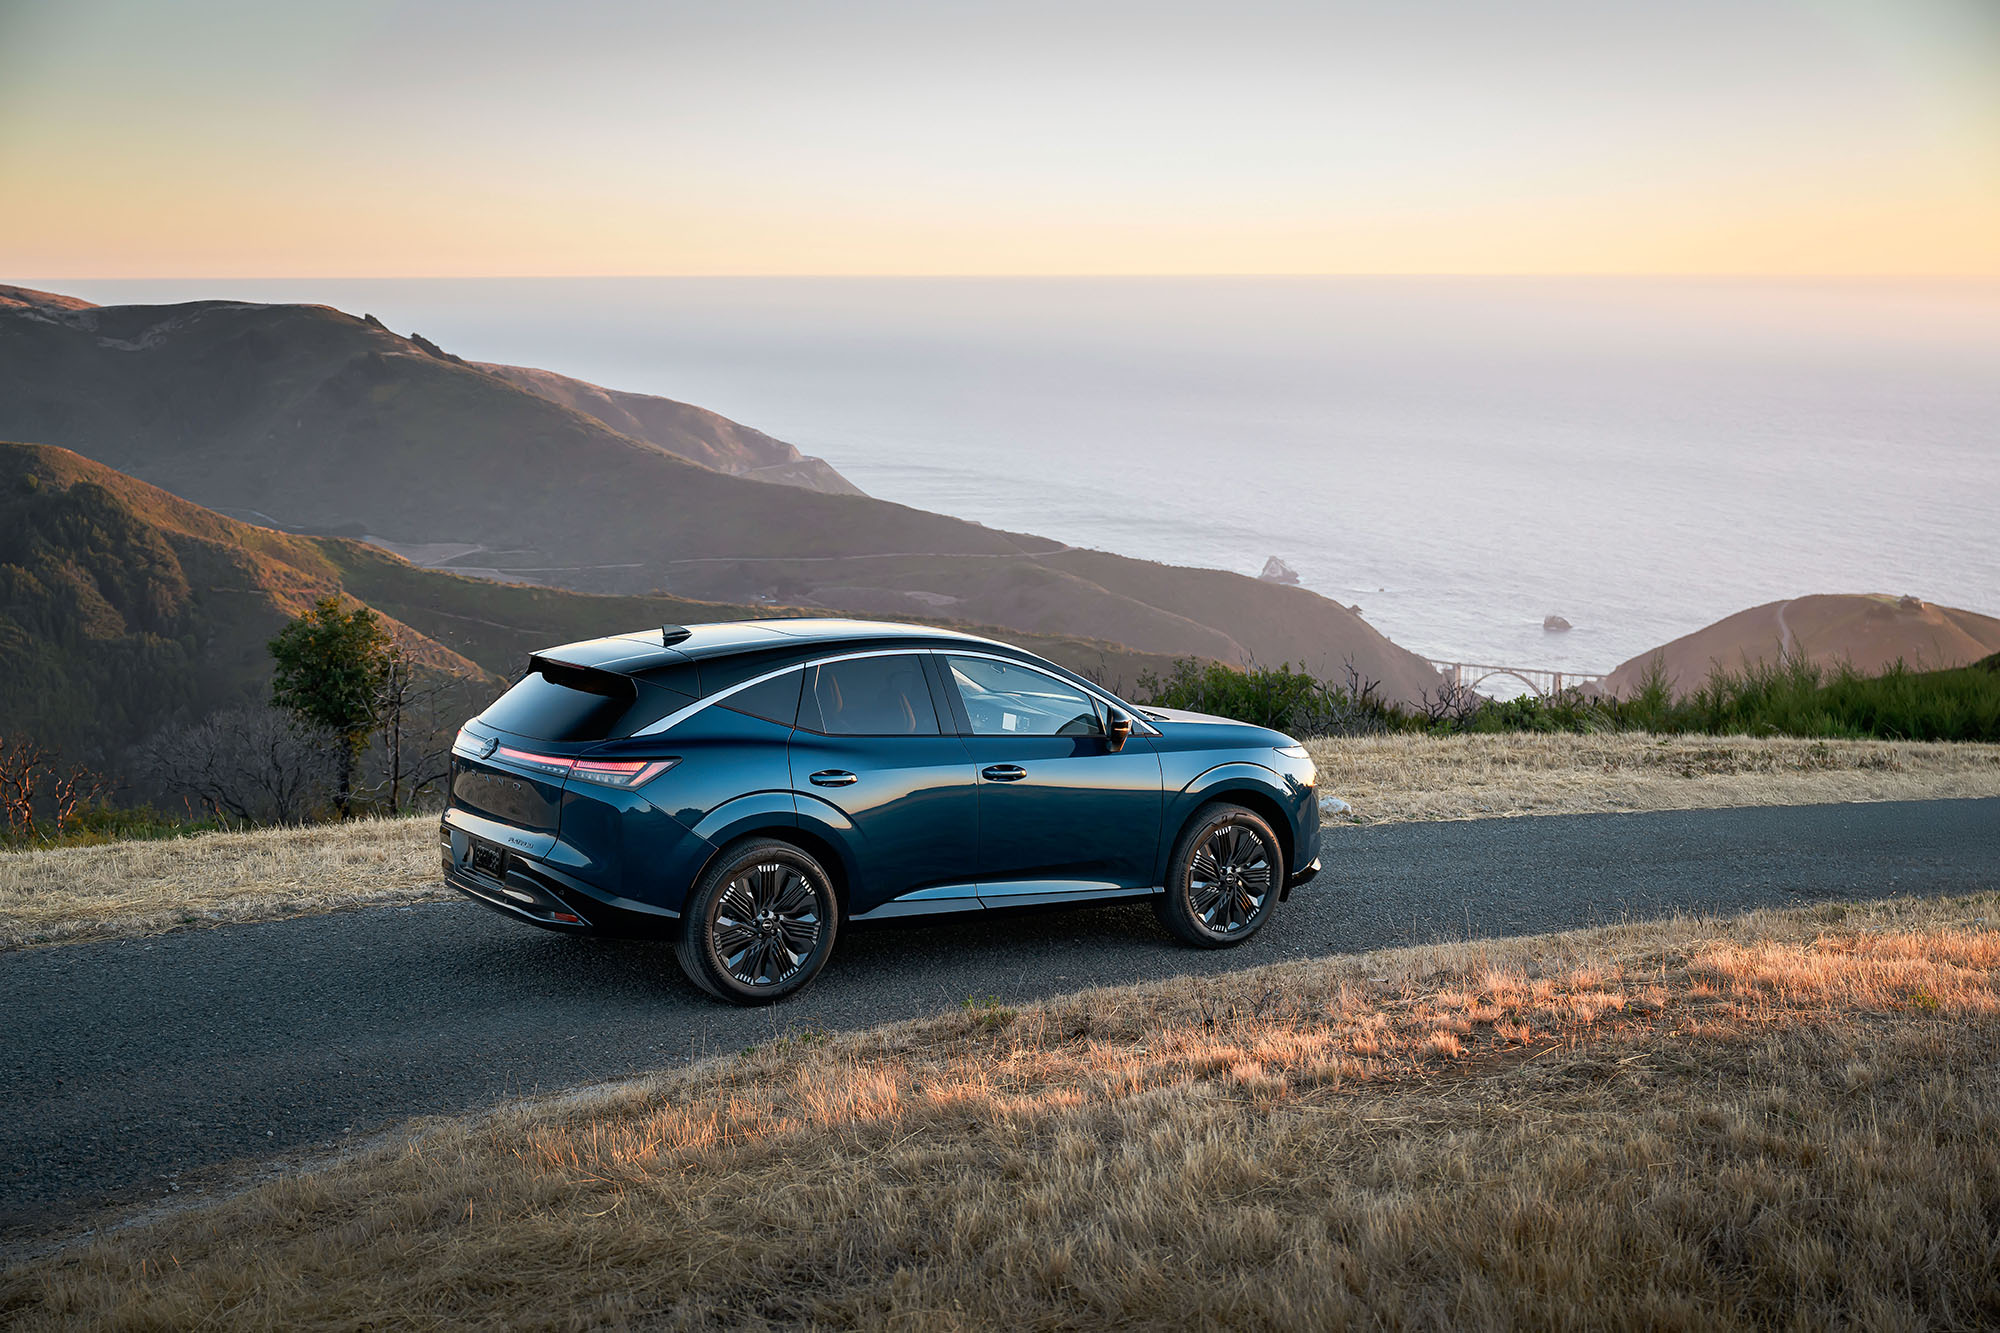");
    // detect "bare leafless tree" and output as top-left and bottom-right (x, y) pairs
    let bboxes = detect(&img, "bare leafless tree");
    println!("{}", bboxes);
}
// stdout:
(1412, 676), (1486, 729)
(362, 652), (488, 814)
(46, 765), (108, 836)
(134, 705), (337, 826)
(0, 736), (53, 838)
(1288, 659), (1397, 737)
